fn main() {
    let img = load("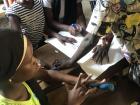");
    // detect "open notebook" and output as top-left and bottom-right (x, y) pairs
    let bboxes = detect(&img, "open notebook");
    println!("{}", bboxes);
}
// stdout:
(45, 31), (124, 79)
